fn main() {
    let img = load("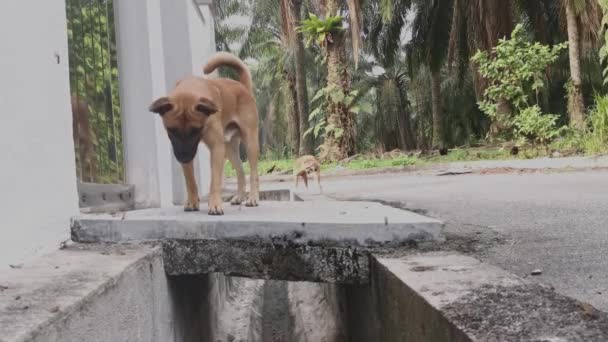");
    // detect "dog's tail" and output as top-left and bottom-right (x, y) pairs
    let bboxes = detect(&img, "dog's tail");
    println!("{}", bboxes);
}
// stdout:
(203, 52), (252, 93)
